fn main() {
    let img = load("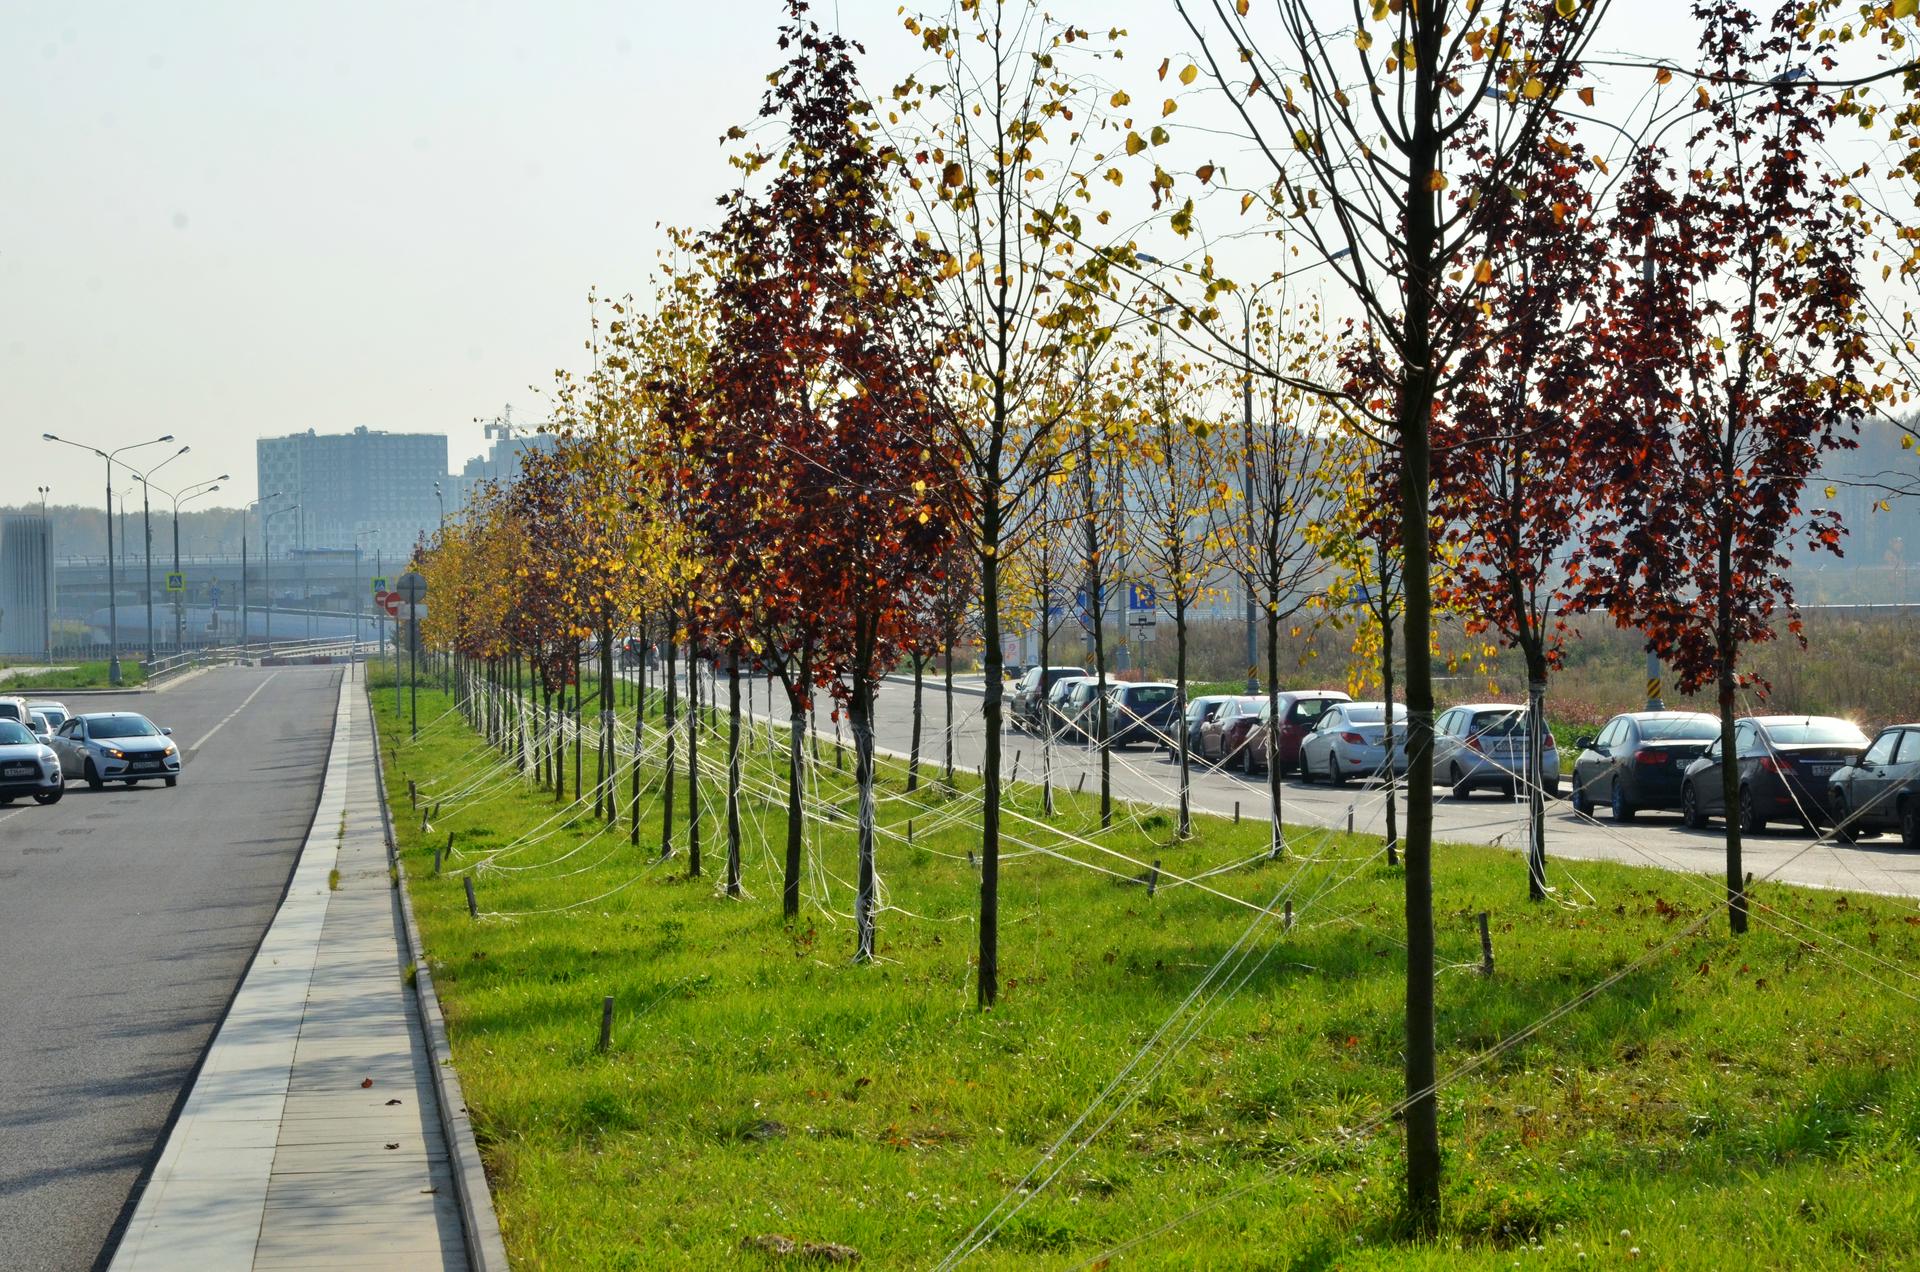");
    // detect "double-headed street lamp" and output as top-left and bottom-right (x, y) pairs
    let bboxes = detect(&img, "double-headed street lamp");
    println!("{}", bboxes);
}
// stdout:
(41, 432), (177, 685)
(263, 503), (299, 656)
(143, 473), (228, 651)
(128, 444), (191, 664)
(241, 492), (283, 651)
